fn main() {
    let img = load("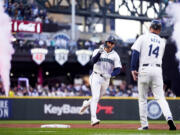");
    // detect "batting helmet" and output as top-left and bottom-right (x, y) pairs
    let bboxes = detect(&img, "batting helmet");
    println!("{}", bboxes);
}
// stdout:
(106, 35), (117, 44)
(150, 20), (162, 30)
